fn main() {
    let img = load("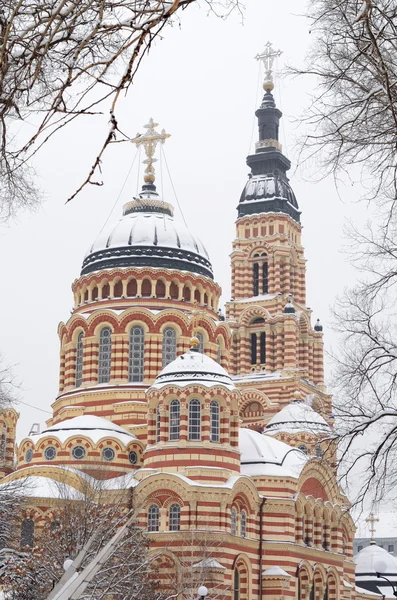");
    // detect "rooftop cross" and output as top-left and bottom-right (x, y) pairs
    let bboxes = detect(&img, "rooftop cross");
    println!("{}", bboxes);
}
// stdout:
(132, 118), (171, 184)
(365, 512), (380, 541)
(255, 42), (282, 90)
